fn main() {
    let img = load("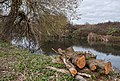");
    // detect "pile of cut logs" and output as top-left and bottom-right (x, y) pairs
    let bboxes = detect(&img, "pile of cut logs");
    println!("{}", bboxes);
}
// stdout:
(51, 47), (112, 81)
